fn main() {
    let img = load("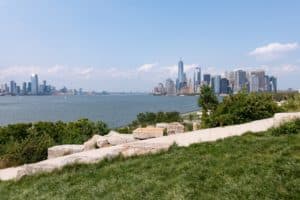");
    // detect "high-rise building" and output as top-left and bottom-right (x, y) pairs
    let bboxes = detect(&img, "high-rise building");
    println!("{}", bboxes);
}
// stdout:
(27, 82), (32, 94)
(193, 67), (201, 93)
(176, 58), (188, 92)
(249, 74), (259, 92)
(211, 75), (221, 94)
(31, 74), (39, 95)
(203, 74), (211, 86)
(220, 78), (230, 94)
(165, 79), (176, 96)
(264, 75), (271, 92)
(10, 80), (17, 95)
(250, 70), (265, 91)
(234, 70), (247, 92)
(225, 71), (235, 90)
(269, 76), (277, 93)
(22, 82), (27, 95)
(178, 59), (184, 83)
